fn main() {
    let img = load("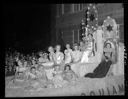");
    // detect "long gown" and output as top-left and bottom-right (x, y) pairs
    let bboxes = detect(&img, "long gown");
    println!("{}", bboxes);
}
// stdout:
(52, 70), (67, 88)
(84, 59), (112, 78)
(88, 29), (104, 63)
(70, 50), (82, 76)
(80, 41), (93, 63)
